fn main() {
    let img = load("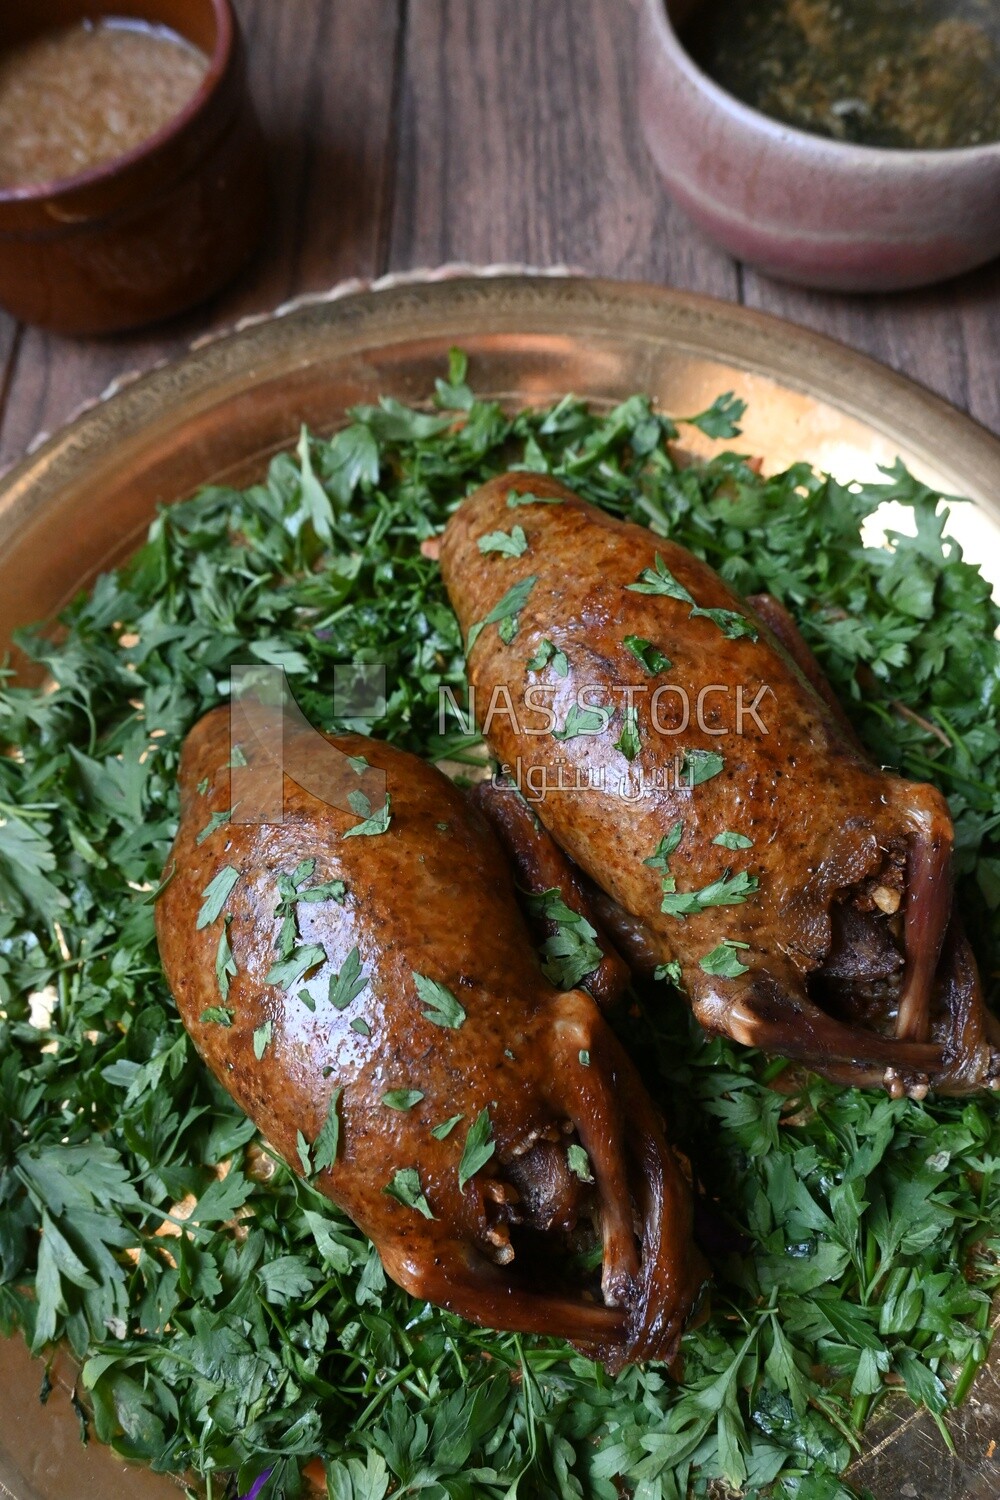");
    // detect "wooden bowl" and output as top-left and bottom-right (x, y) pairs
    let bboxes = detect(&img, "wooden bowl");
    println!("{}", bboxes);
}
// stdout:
(637, 0), (1000, 292)
(0, 0), (268, 335)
